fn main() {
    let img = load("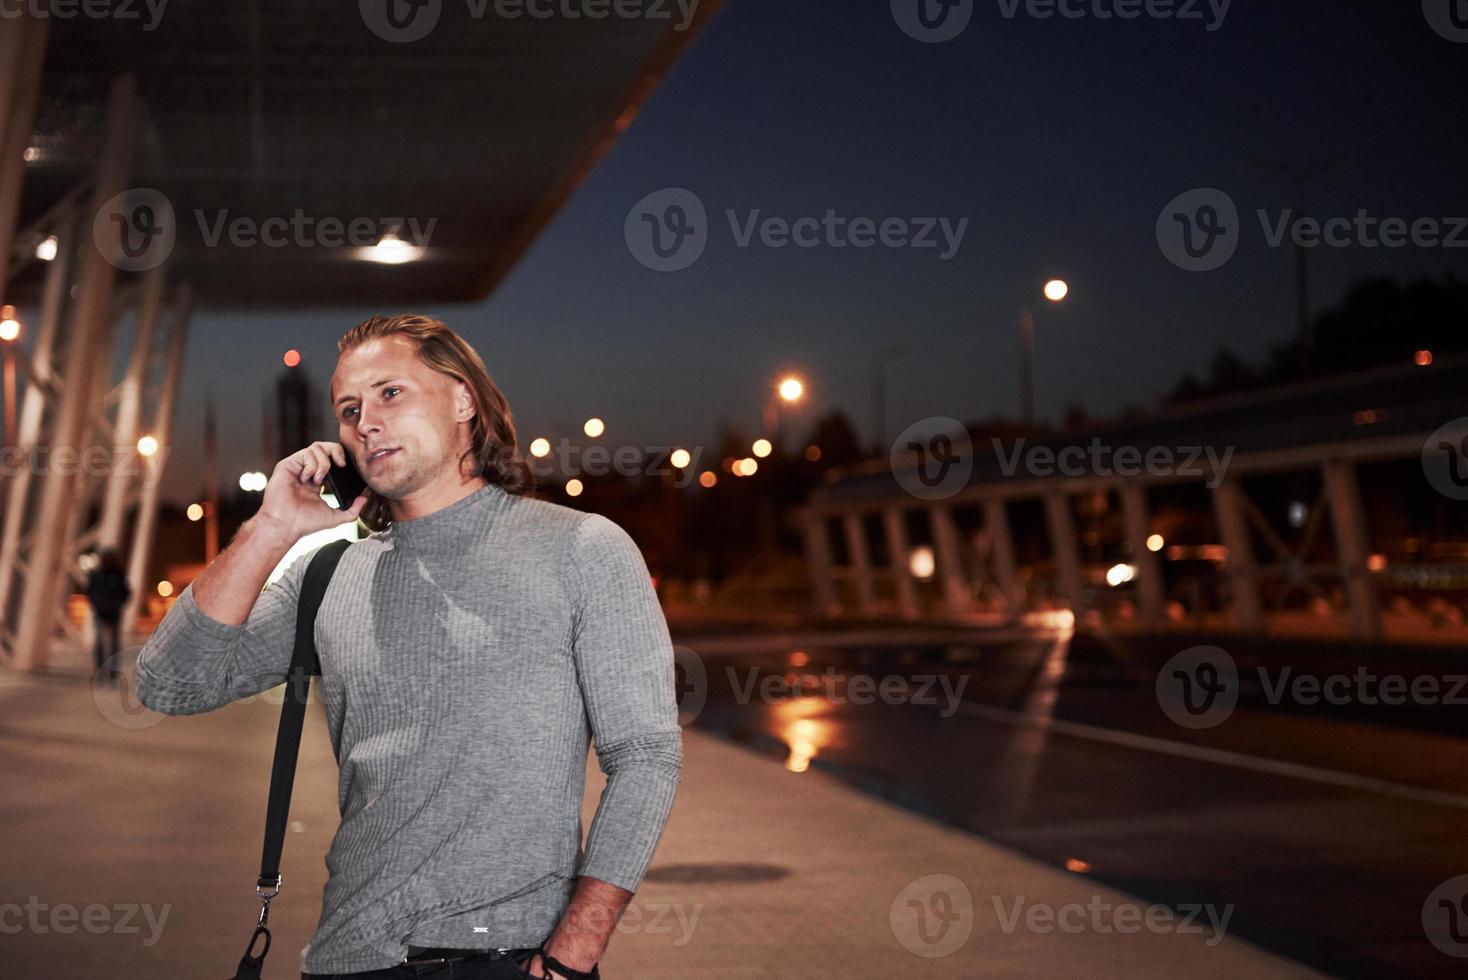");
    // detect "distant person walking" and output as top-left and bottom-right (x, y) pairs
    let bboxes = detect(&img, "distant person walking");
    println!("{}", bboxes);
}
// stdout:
(85, 549), (131, 682)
